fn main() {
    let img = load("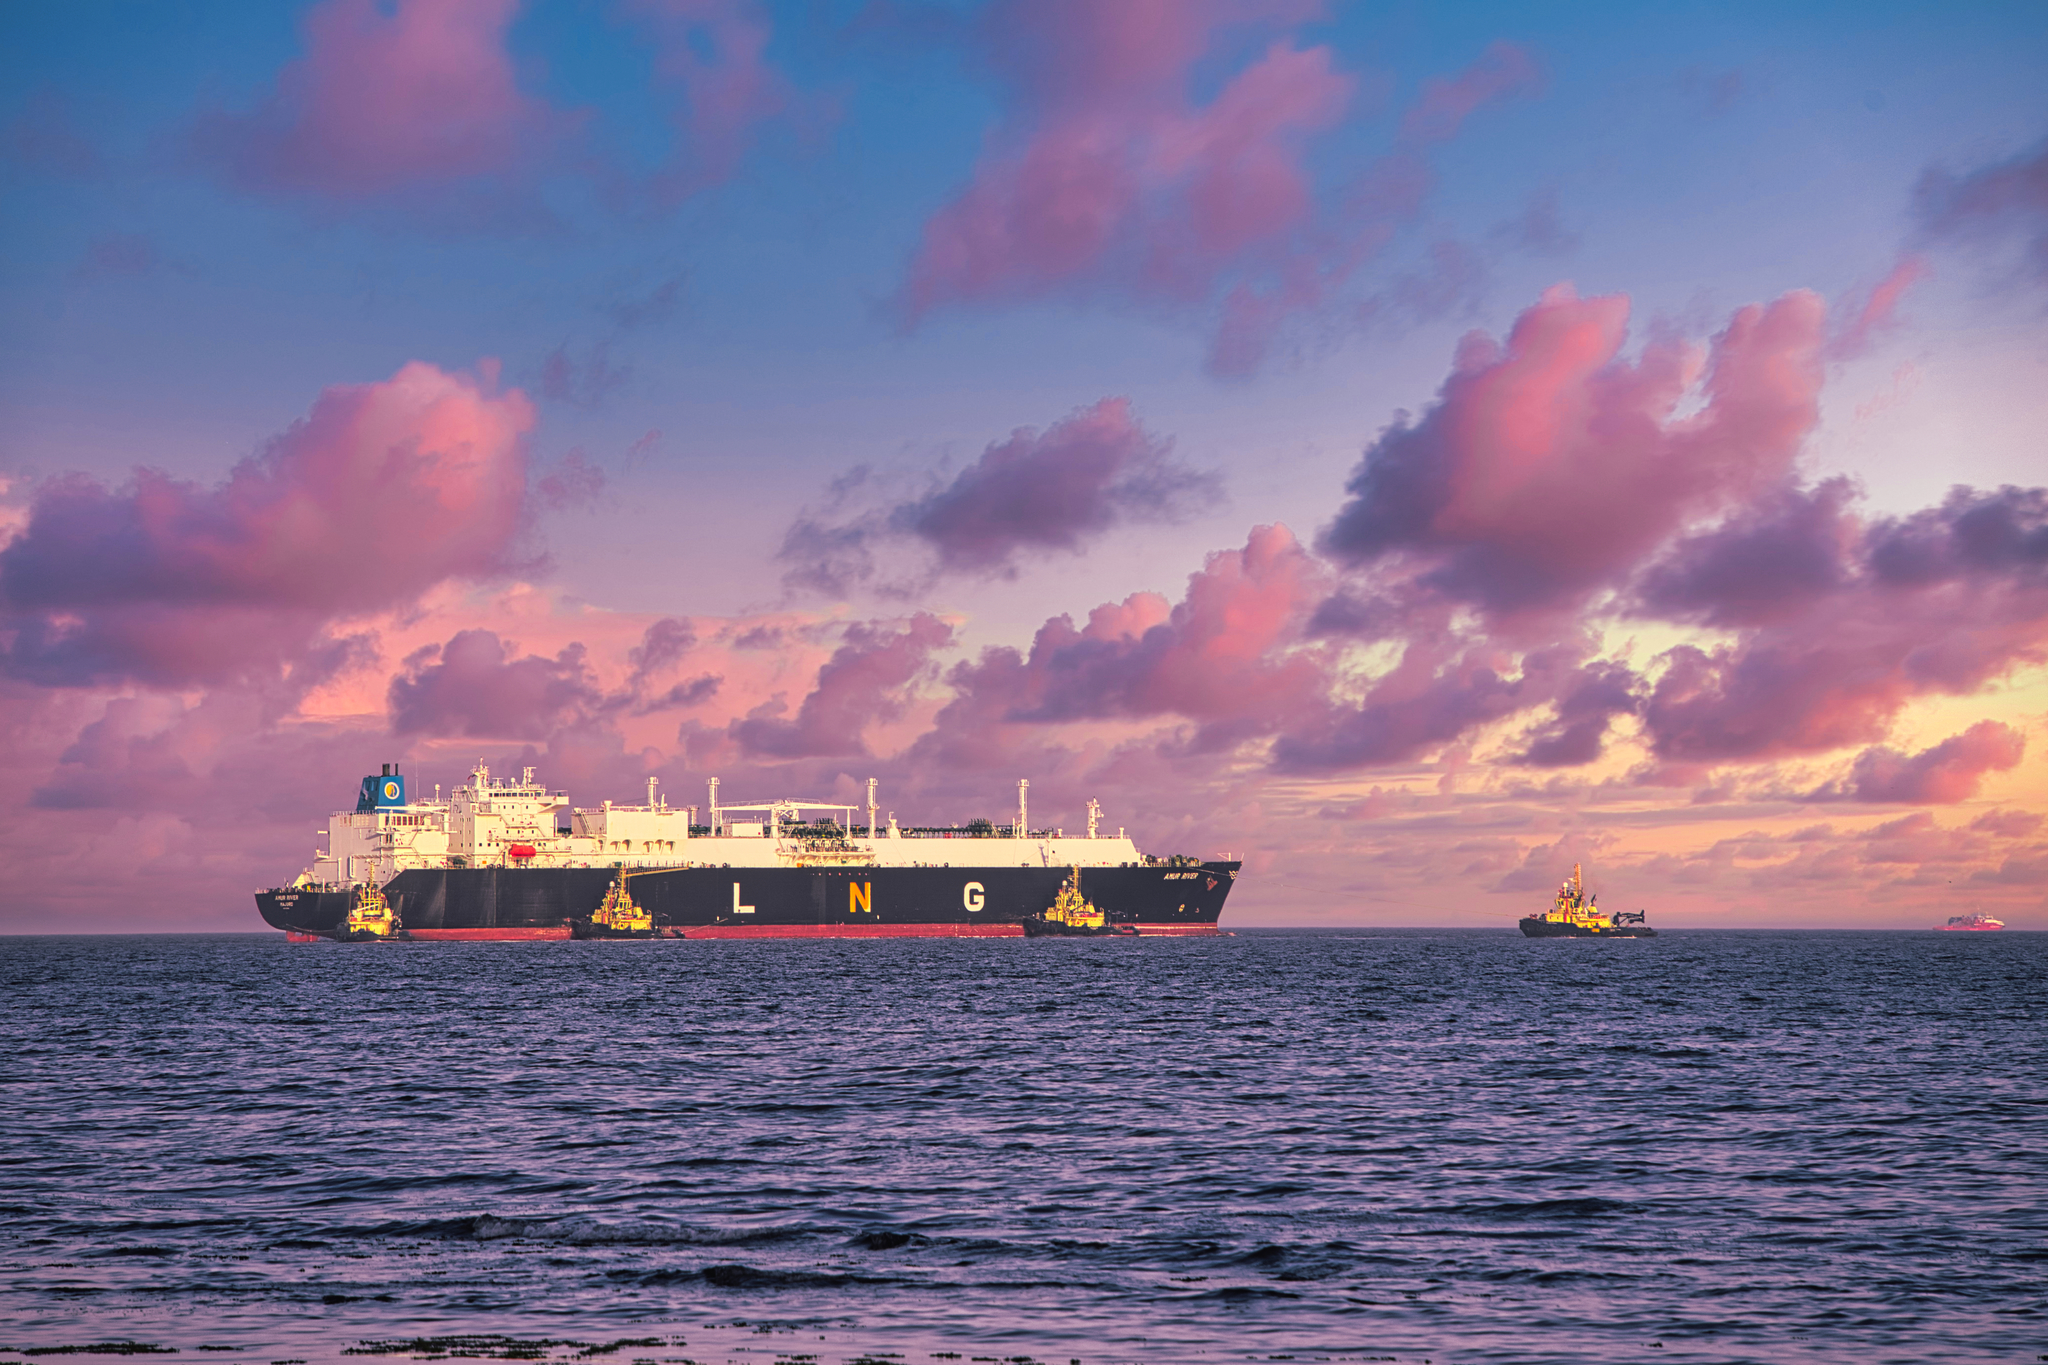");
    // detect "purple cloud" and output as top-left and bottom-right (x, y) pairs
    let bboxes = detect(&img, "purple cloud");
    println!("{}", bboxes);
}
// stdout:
(388, 630), (601, 739)
(730, 613), (953, 759)
(0, 362), (535, 688)
(781, 397), (1220, 591)
(1915, 137), (2048, 285)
